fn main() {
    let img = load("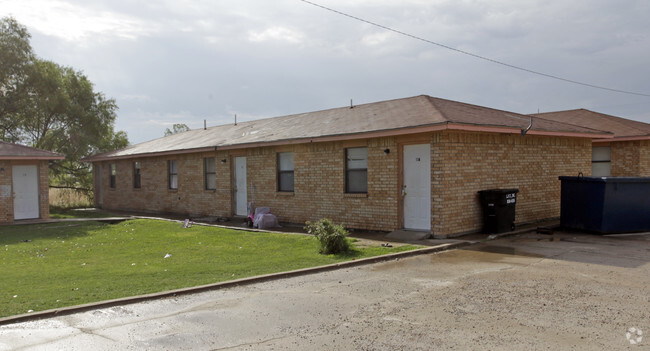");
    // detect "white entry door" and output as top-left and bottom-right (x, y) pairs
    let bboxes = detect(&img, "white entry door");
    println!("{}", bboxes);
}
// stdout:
(234, 157), (247, 216)
(12, 165), (40, 220)
(403, 144), (431, 230)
